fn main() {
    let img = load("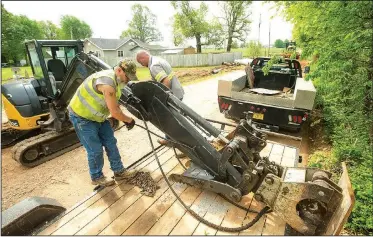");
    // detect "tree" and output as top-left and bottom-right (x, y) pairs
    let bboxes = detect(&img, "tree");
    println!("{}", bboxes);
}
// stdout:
(246, 41), (262, 58)
(1, 4), (43, 63)
(231, 40), (239, 49)
(120, 4), (162, 43)
(38, 20), (61, 40)
(274, 39), (285, 48)
(171, 1), (210, 53)
(201, 18), (225, 49)
(172, 26), (184, 46)
(60, 15), (92, 40)
(219, 1), (252, 52)
(284, 39), (289, 44)
(1, 3), (13, 62)
(276, 1), (373, 234)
